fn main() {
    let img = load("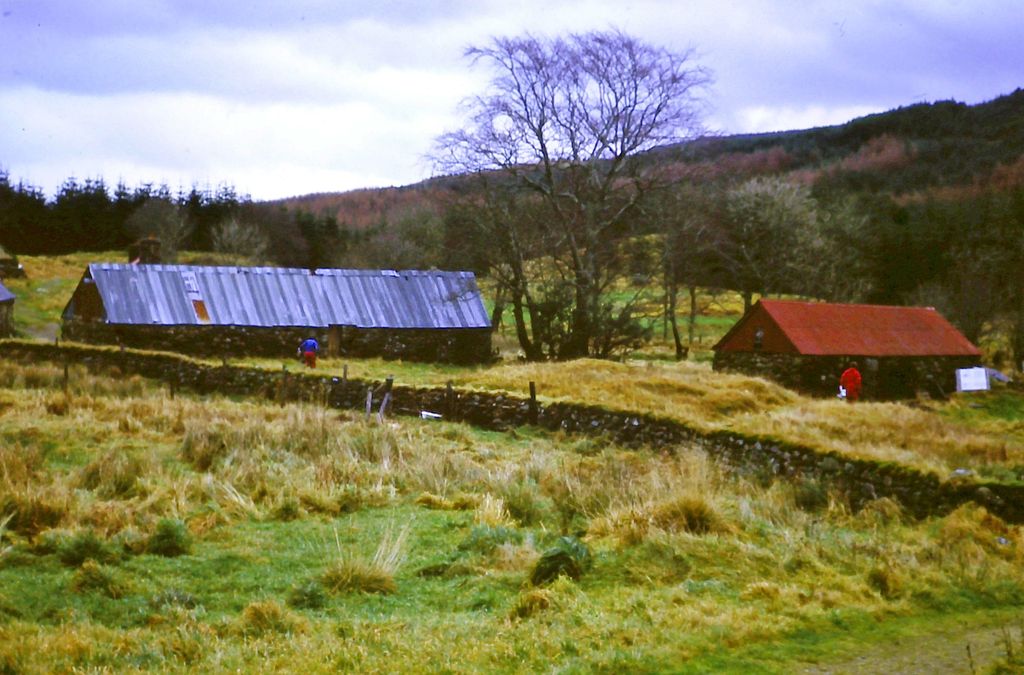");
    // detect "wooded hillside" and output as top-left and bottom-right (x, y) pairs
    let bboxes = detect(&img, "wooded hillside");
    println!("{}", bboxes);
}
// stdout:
(2, 89), (1023, 362)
